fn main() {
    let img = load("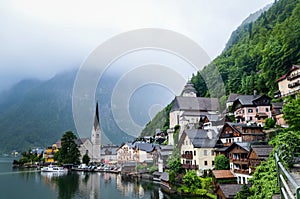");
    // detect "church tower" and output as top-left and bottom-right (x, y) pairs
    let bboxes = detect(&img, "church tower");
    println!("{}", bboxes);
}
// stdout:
(91, 101), (101, 162)
(181, 80), (197, 97)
